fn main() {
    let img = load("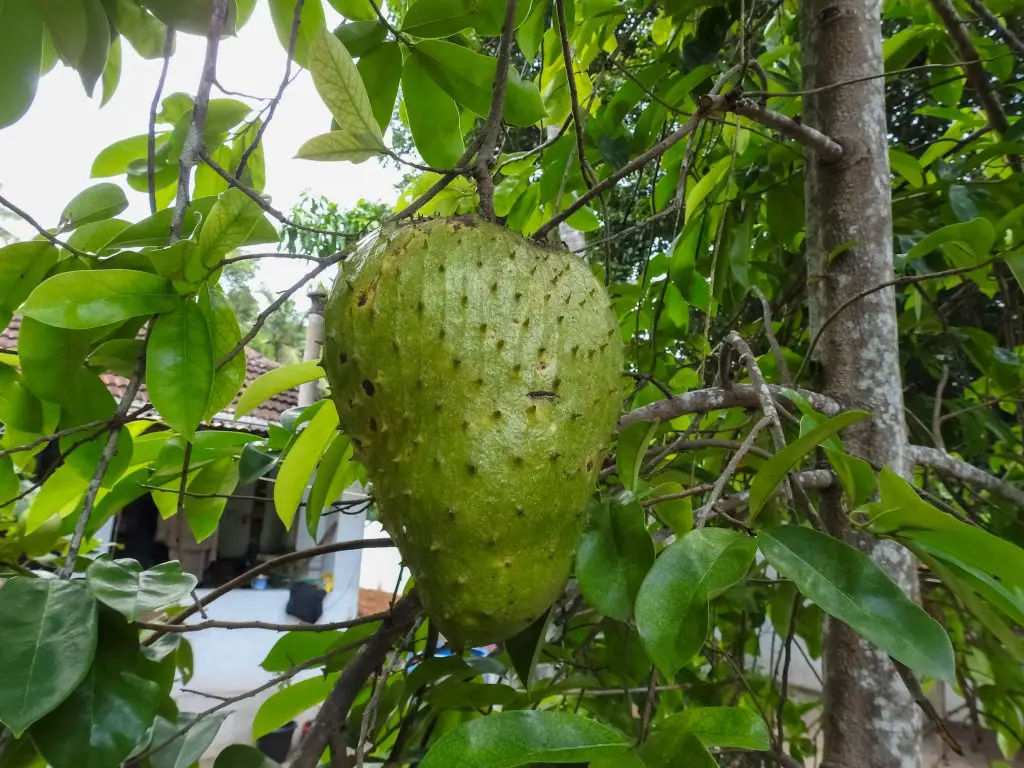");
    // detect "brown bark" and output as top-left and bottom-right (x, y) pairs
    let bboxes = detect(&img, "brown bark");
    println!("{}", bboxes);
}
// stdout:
(801, 1), (920, 767)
